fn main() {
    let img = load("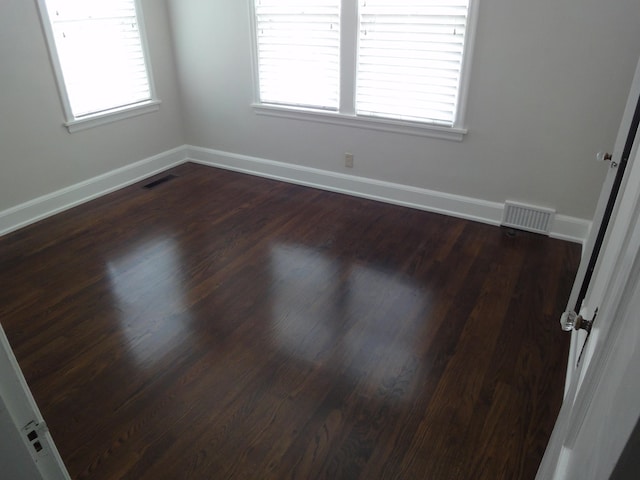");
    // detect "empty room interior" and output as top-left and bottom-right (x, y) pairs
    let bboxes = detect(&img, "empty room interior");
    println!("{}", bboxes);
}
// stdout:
(1, 0), (640, 479)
